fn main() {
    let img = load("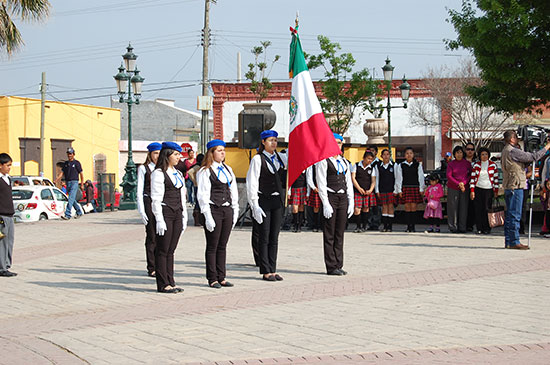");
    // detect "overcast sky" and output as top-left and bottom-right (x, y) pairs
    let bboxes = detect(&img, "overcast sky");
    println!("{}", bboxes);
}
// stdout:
(0, 0), (467, 111)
